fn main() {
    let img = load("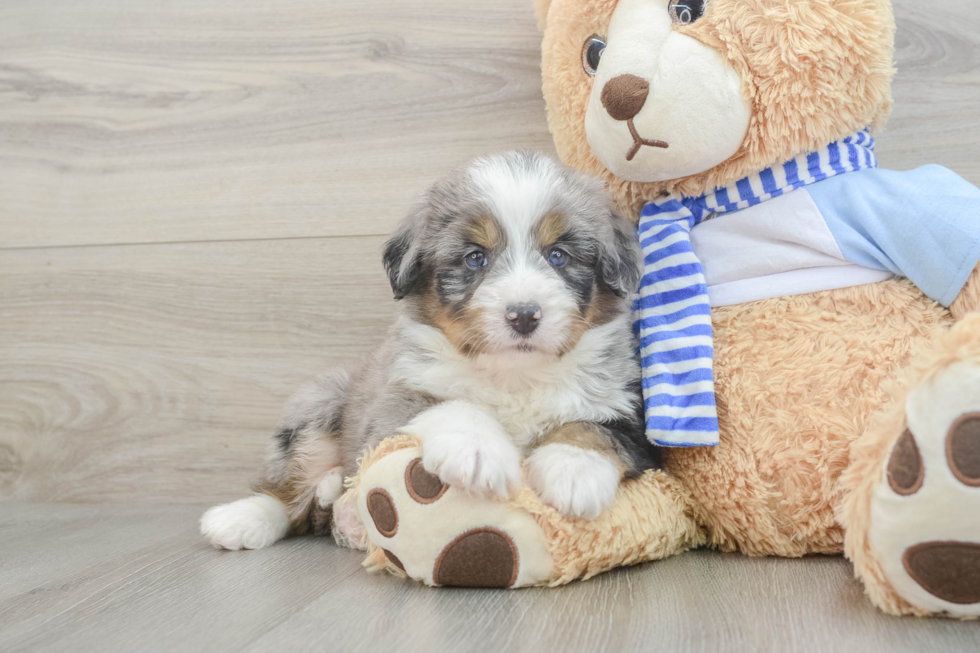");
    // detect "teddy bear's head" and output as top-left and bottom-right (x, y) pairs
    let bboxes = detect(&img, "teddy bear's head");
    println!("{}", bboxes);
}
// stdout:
(535, 0), (896, 217)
